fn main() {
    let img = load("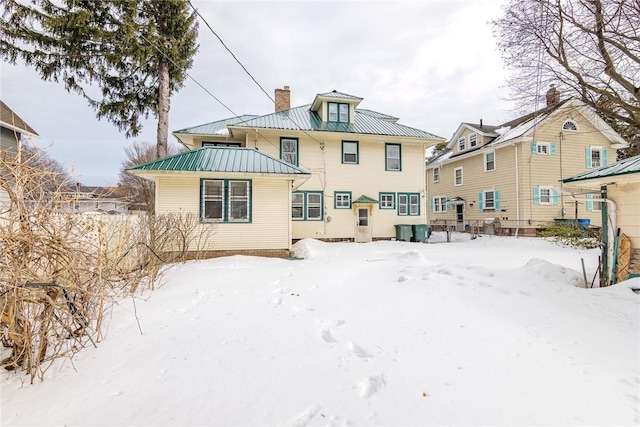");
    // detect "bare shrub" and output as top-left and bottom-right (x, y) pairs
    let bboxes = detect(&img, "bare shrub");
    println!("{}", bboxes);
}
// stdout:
(1, 148), (216, 382)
